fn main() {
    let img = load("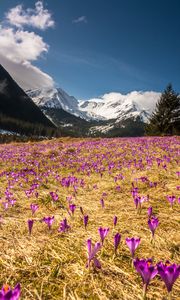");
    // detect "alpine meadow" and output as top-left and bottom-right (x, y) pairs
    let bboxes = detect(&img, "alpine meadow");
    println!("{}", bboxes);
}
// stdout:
(0, 137), (179, 299)
(0, 1), (180, 299)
